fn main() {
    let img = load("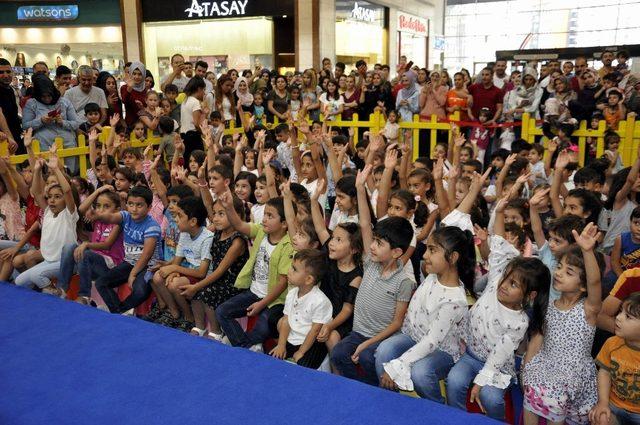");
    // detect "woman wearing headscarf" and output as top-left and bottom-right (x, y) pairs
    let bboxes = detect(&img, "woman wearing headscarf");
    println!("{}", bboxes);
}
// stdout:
(22, 74), (80, 173)
(569, 68), (601, 122)
(504, 67), (543, 120)
(396, 70), (421, 123)
(543, 75), (577, 139)
(120, 61), (148, 128)
(96, 71), (122, 120)
(419, 70), (448, 121)
(234, 76), (254, 113)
